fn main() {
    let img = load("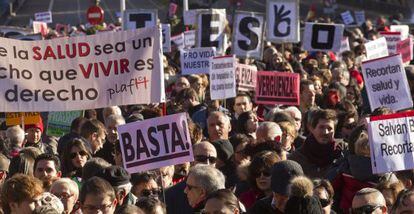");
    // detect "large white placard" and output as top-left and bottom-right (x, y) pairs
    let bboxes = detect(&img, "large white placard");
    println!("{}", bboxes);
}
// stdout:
(123, 9), (158, 30)
(368, 111), (414, 174)
(0, 26), (165, 112)
(364, 37), (389, 60)
(210, 55), (237, 100)
(266, 0), (300, 43)
(391, 25), (410, 40)
(379, 31), (402, 55)
(118, 113), (193, 173)
(161, 24), (171, 53)
(180, 47), (216, 75)
(184, 30), (196, 48)
(232, 11), (265, 60)
(196, 9), (227, 55)
(171, 33), (184, 50)
(361, 54), (412, 112)
(303, 22), (344, 52)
